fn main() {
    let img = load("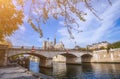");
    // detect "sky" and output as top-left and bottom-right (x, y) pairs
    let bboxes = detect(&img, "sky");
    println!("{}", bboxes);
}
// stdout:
(9, 0), (120, 48)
